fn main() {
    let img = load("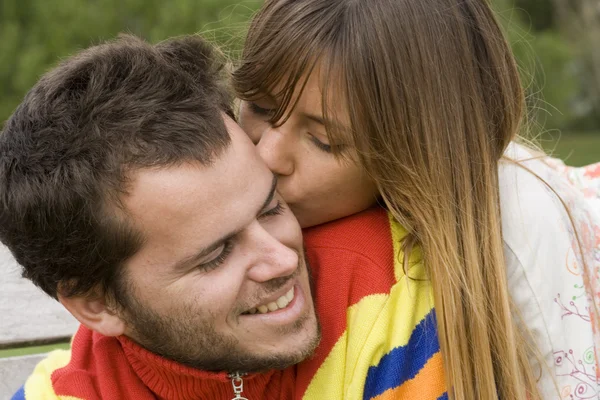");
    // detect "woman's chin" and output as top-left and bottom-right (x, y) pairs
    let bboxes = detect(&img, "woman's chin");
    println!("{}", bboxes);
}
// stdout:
(293, 205), (356, 229)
